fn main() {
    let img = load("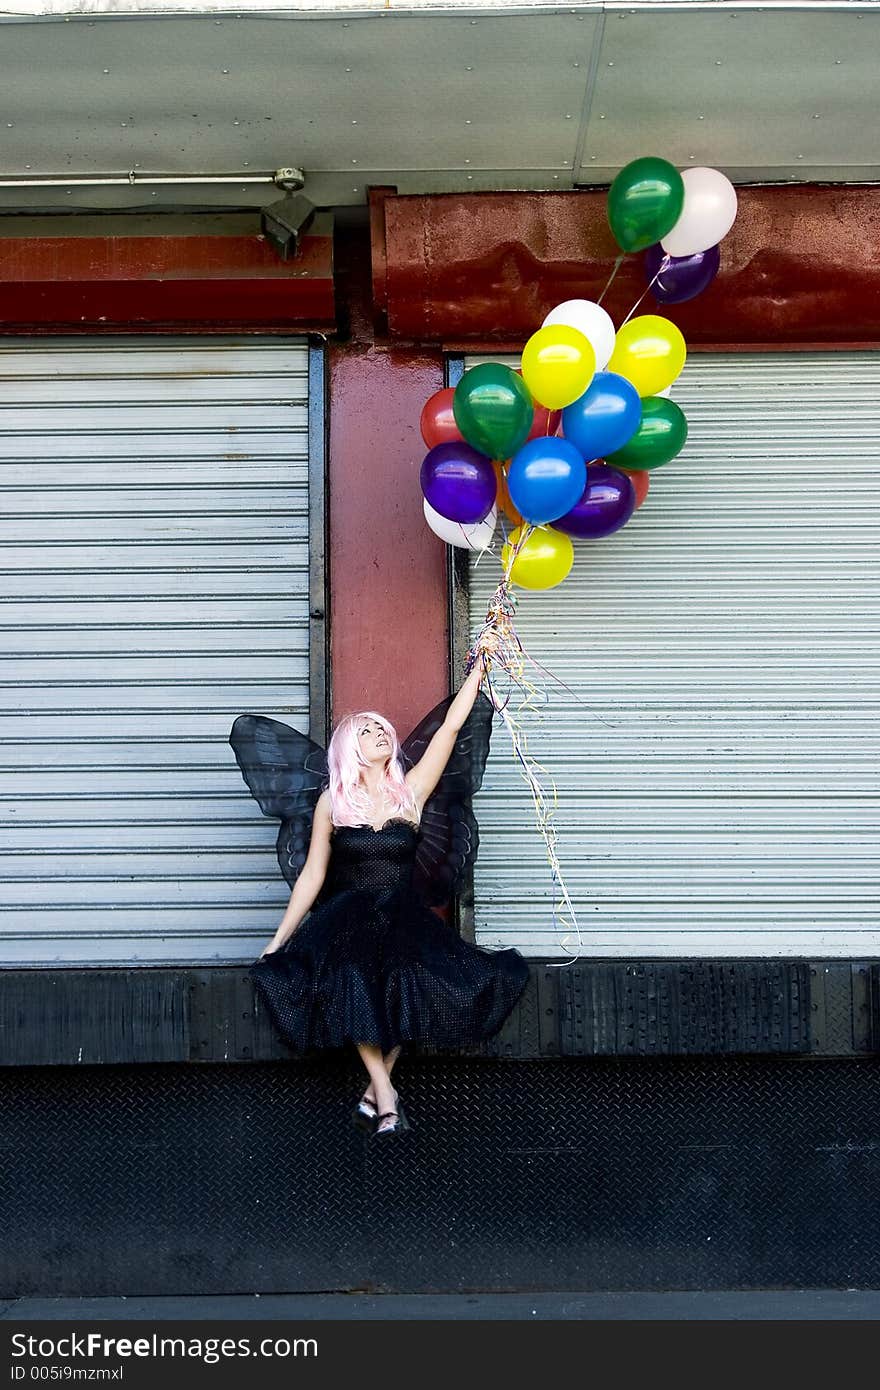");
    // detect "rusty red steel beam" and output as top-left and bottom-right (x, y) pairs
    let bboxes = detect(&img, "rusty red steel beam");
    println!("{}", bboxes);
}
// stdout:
(371, 185), (880, 350)
(0, 231), (335, 332)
